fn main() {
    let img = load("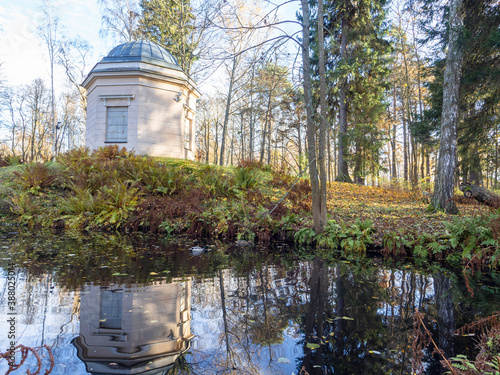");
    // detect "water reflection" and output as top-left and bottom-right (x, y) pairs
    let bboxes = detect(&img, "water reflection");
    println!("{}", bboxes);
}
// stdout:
(73, 280), (193, 374)
(0, 234), (498, 375)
